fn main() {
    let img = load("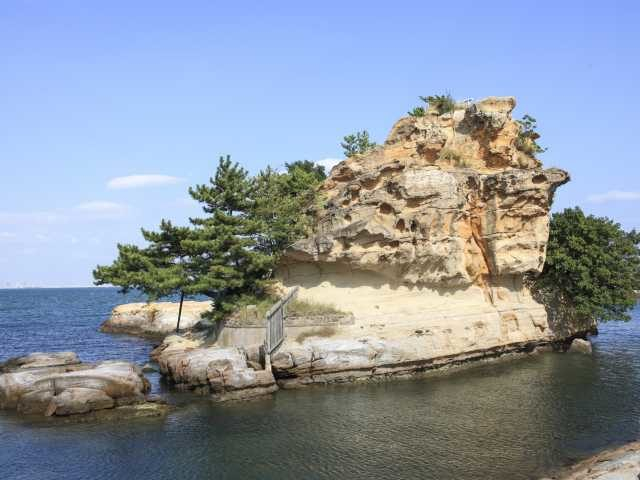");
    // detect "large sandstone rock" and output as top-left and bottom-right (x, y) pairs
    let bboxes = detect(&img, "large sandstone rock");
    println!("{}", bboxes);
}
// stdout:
(149, 332), (208, 361)
(150, 97), (583, 395)
(286, 97), (567, 287)
(0, 352), (165, 418)
(275, 97), (573, 386)
(155, 341), (278, 401)
(101, 301), (212, 337)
